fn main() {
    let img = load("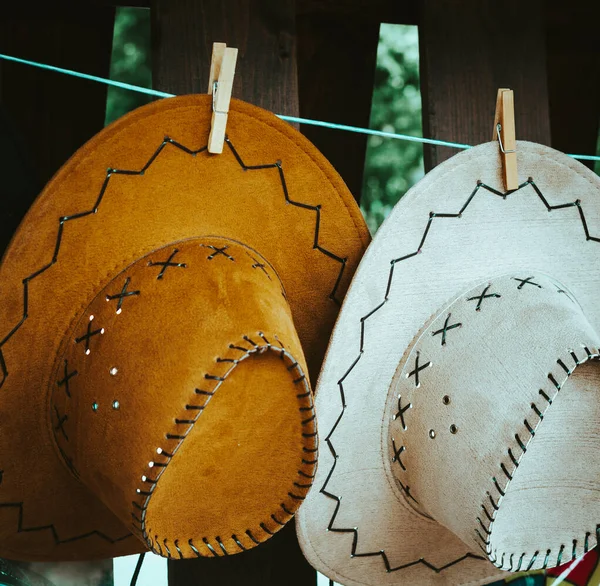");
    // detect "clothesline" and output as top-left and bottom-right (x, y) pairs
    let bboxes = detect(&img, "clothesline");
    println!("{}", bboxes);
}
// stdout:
(0, 52), (599, 162)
